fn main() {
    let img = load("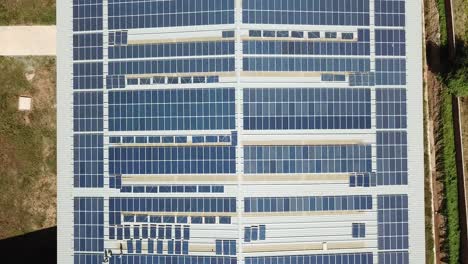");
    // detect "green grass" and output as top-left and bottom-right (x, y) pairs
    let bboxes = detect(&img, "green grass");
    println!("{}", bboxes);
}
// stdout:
(441, 43), (468, 264)
(433, 1), (468, 261)
(446, 43), (468, 96)
(436, 0), (448, 46)
(433, 46), (466, 264)
(453, 0), (468, 42)
(438, 89), (460, 264)
(0, 57), (56, 238)
(0, 0), (55, 25)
